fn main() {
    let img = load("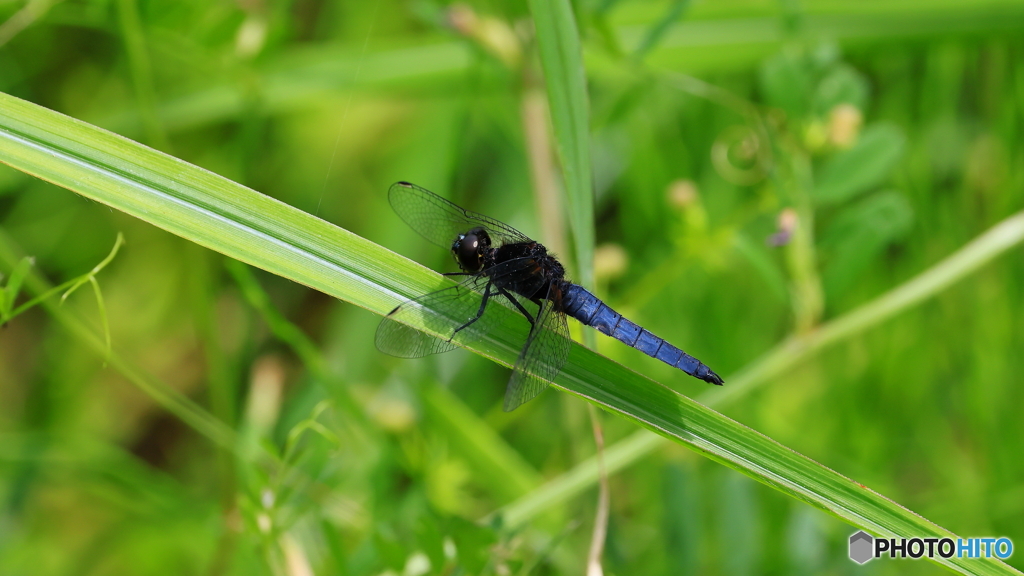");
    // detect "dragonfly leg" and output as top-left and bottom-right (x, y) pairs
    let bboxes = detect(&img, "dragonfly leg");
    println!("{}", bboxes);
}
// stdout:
(442, 272), (474, 277)
(496, 285), (536, 327)
(449, 282), (493, 341)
